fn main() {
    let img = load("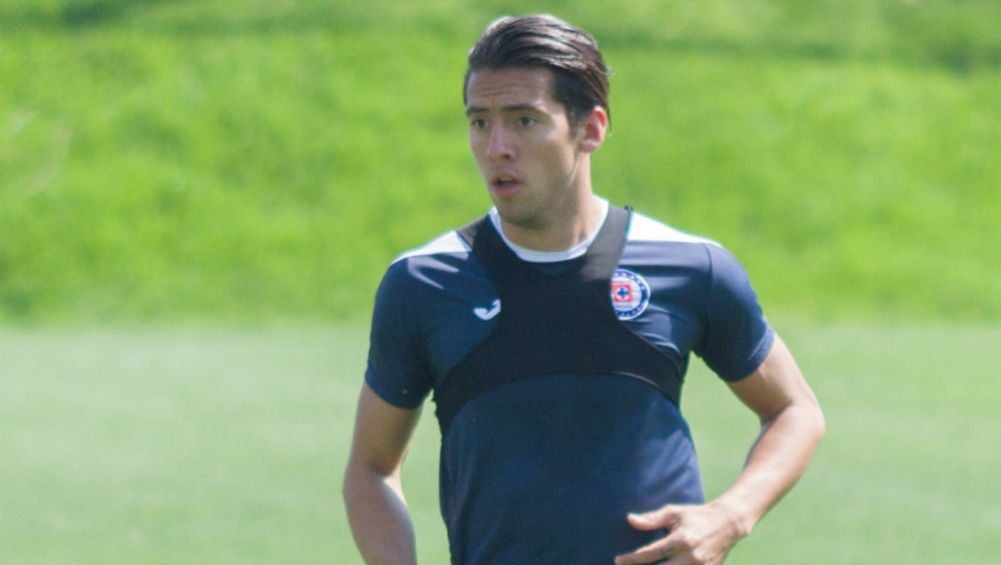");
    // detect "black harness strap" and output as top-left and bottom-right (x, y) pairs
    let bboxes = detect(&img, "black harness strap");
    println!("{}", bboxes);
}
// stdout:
(433, 206), (682, 432)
